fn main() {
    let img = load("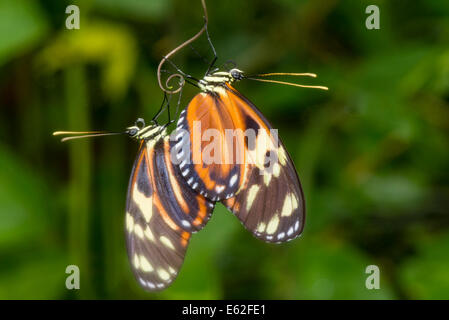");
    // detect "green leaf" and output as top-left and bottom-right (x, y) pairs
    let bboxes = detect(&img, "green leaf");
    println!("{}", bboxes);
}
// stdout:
(400, 233), (449, 299)
(0, 0), (48, 66)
